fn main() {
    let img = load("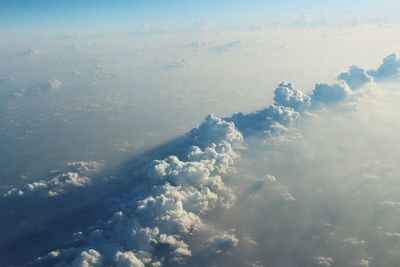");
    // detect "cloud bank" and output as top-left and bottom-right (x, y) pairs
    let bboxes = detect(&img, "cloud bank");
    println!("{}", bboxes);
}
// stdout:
(3, 53), (398, 266)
